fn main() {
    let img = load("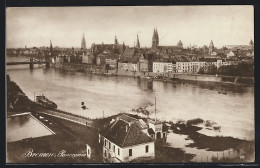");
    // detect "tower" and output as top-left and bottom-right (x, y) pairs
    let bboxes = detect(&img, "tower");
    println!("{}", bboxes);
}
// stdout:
(177, 40), (183, 48)
(81, 34), (86, 50)
(123, 42), (125, 52)
(114, 35), (119, 45)
(136, 34), (140, 49)
(152, 28), (159, 48)
(209, 40), (214, 54)
(50, 40), (53, 53)
(249, 39), (254, 51)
